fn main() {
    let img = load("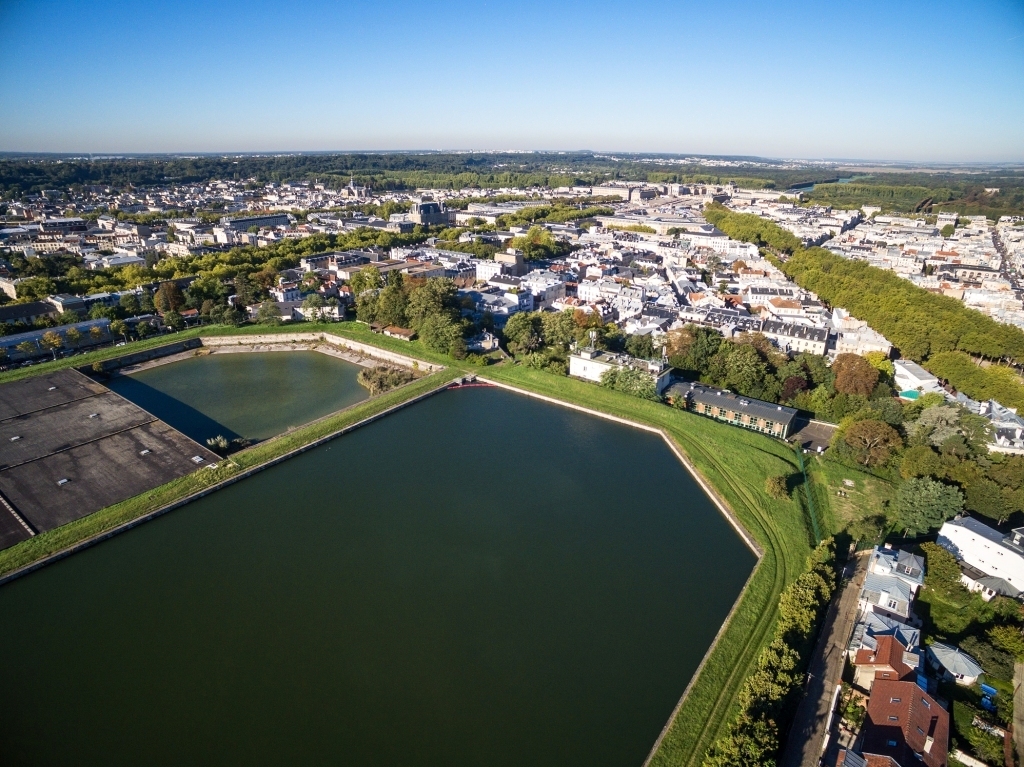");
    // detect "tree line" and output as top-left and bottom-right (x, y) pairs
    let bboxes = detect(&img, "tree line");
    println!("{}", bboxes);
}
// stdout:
(704, 540), (836, 766)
